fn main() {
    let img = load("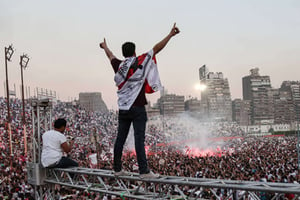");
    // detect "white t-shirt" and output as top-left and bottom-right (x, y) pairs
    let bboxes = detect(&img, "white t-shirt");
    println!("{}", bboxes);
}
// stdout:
(41, 130), (67, 167)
